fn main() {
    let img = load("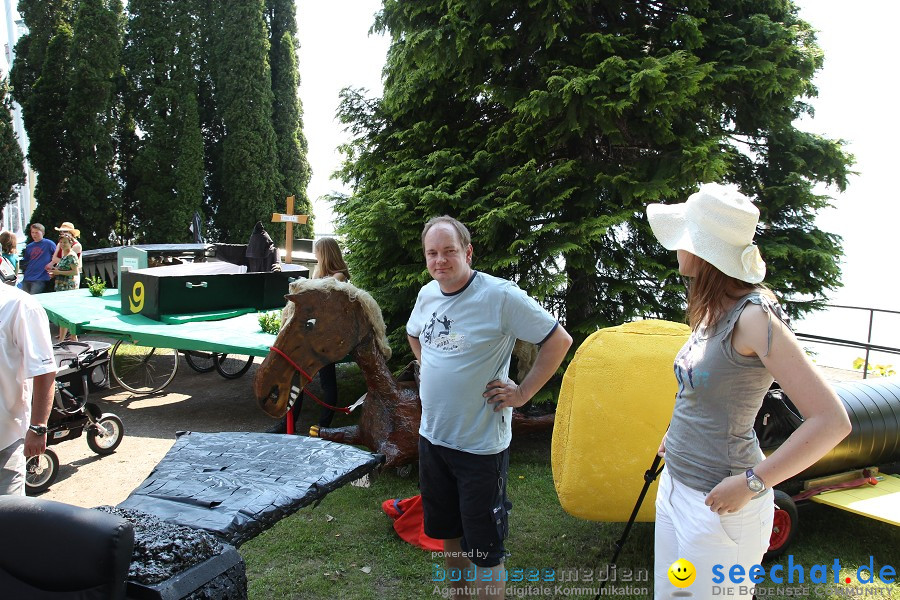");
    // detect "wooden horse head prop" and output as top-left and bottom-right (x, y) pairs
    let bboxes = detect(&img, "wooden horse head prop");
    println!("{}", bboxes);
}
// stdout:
(254, 278), (391, 419)
(254, 278), (554, 468)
